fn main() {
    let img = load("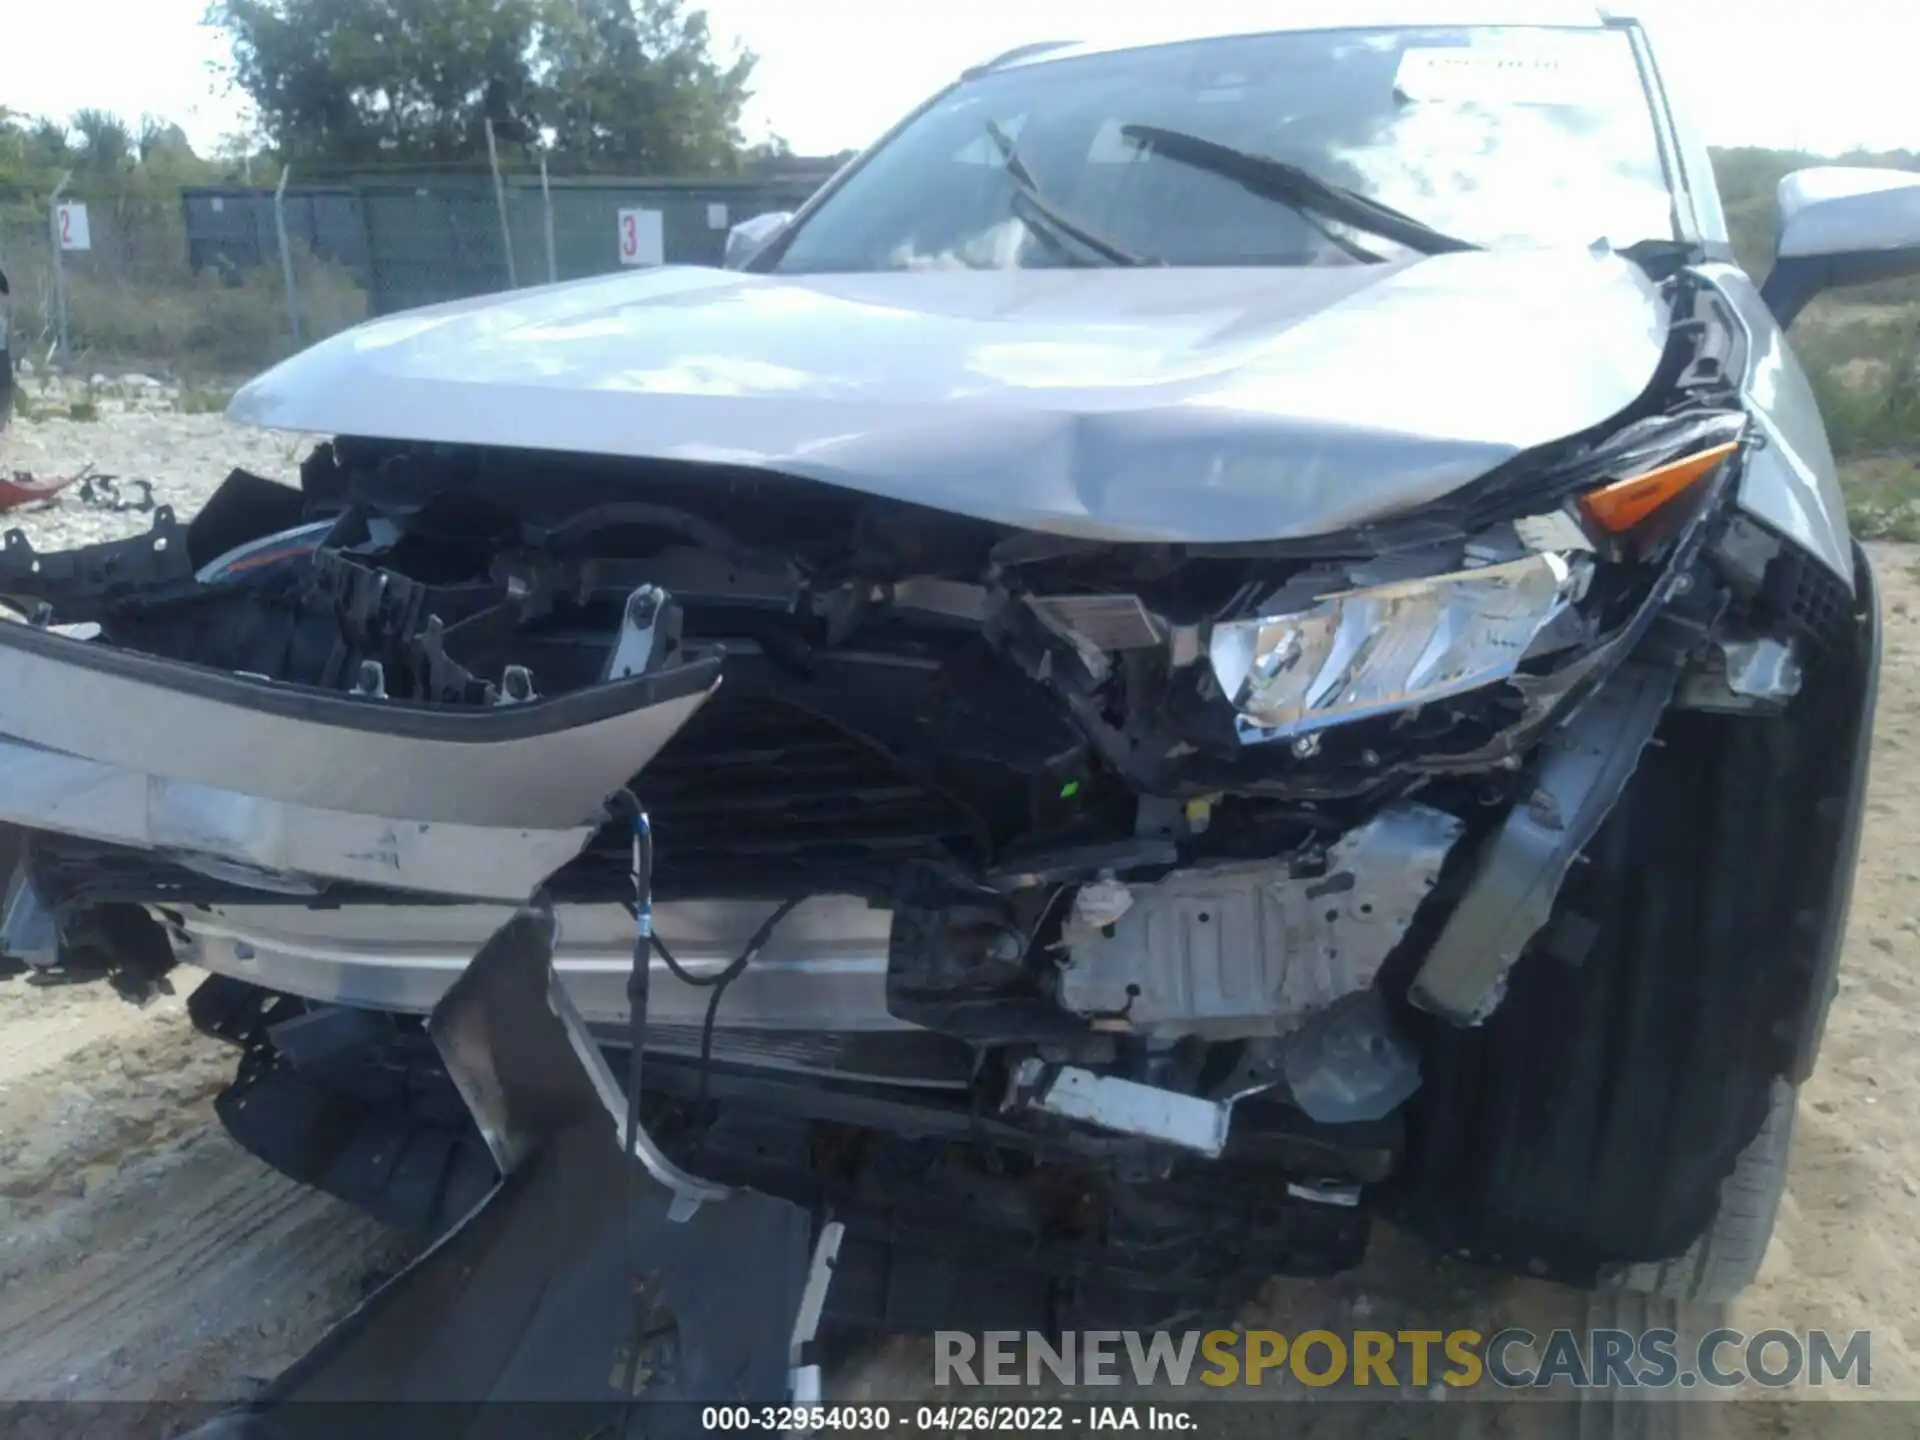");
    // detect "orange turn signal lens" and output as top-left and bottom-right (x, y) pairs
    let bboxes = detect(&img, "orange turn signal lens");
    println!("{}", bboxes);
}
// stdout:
(1578, 441), (1740, 535)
